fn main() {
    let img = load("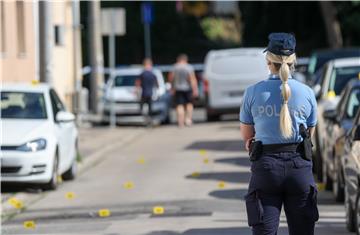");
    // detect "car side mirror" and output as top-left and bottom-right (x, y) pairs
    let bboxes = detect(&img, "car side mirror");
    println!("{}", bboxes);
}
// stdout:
(323, 109), (338, 122)
(353, 125), (360, 141)
(56, 111), (75, 123)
